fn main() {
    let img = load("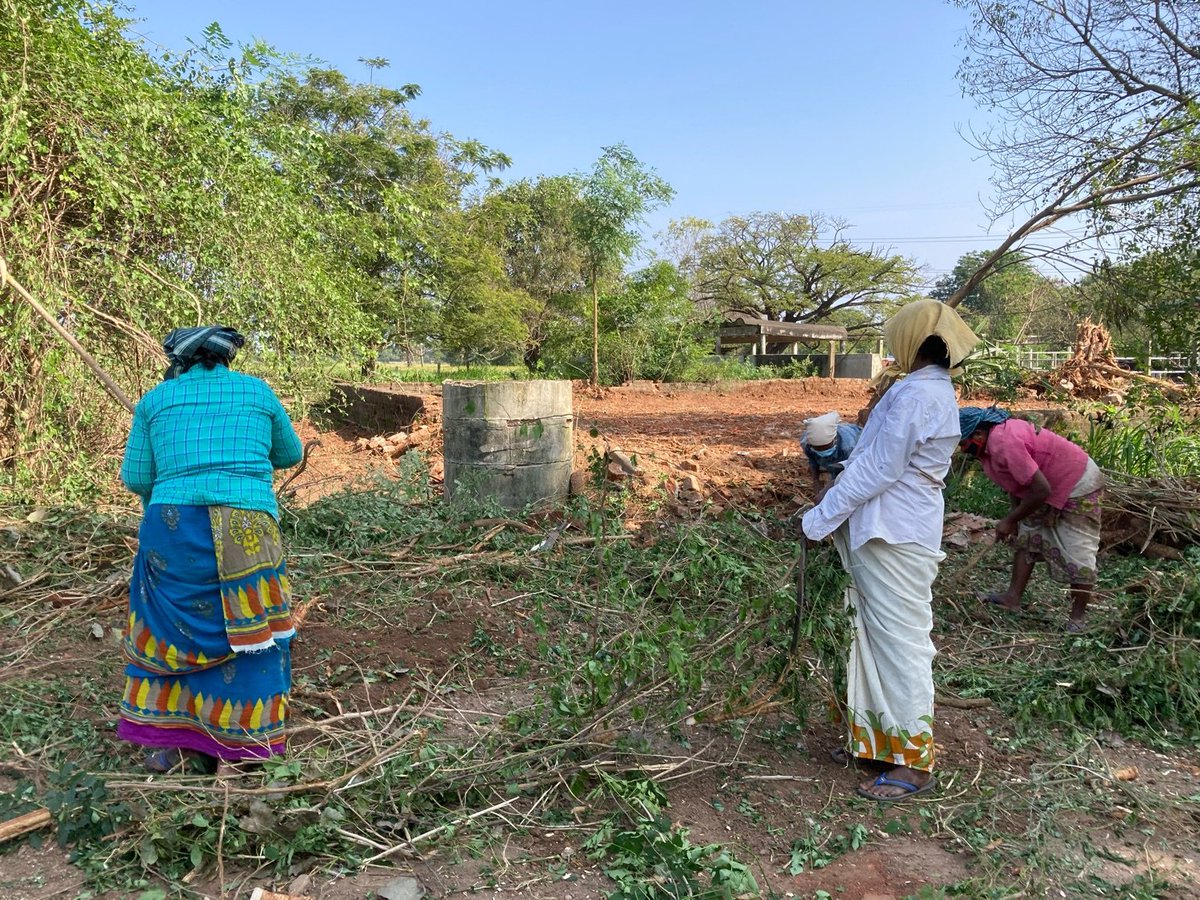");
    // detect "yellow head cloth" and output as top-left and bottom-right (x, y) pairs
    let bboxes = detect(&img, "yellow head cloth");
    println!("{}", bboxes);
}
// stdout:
(883, 299), (979, 374)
